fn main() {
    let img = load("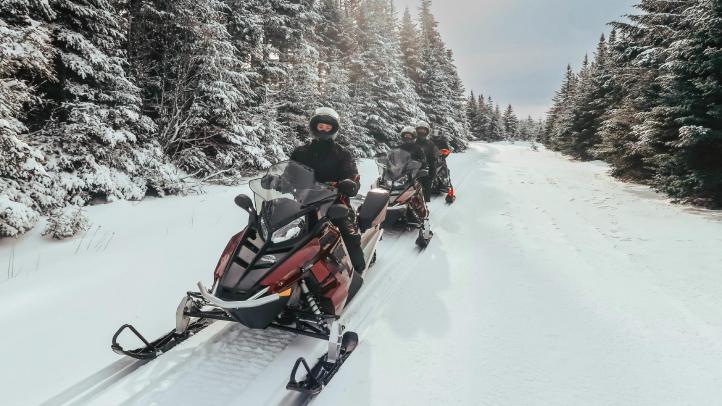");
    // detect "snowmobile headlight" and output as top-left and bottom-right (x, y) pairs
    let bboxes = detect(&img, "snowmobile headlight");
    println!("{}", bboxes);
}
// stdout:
(271, 216), (305, 244)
